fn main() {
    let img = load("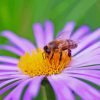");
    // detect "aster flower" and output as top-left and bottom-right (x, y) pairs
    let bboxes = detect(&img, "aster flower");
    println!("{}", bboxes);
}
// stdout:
(0, 21), (100, 100)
